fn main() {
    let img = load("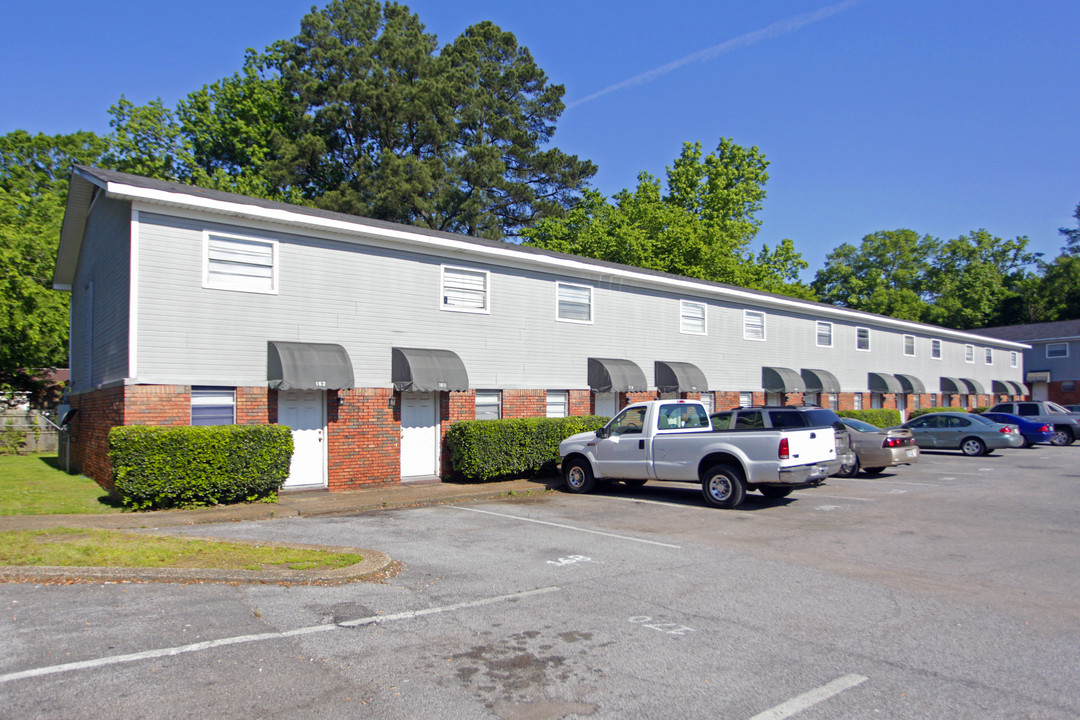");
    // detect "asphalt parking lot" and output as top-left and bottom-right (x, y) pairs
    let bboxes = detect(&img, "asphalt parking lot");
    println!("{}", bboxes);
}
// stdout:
(3, 445), (1079, 719)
